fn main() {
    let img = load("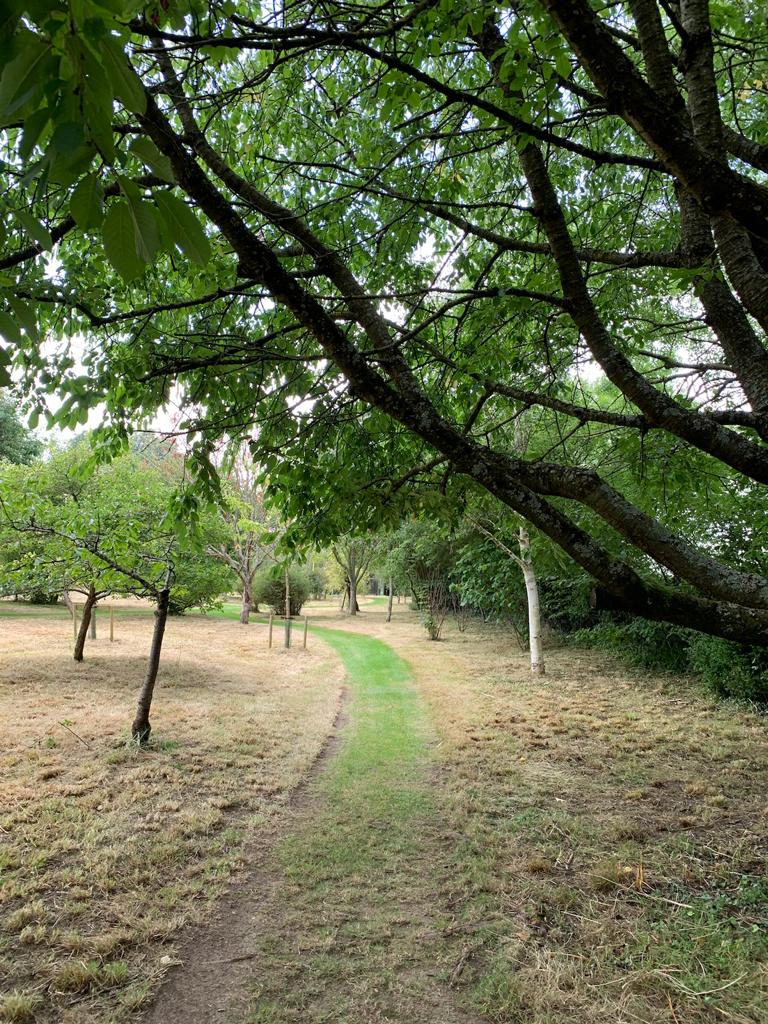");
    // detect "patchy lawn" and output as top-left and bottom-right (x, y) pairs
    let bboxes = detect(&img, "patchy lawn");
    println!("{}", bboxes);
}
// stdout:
(3, 599), (767, 1024)
(375, 613), (768, 1024)
(0, 607), (343, 1024)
